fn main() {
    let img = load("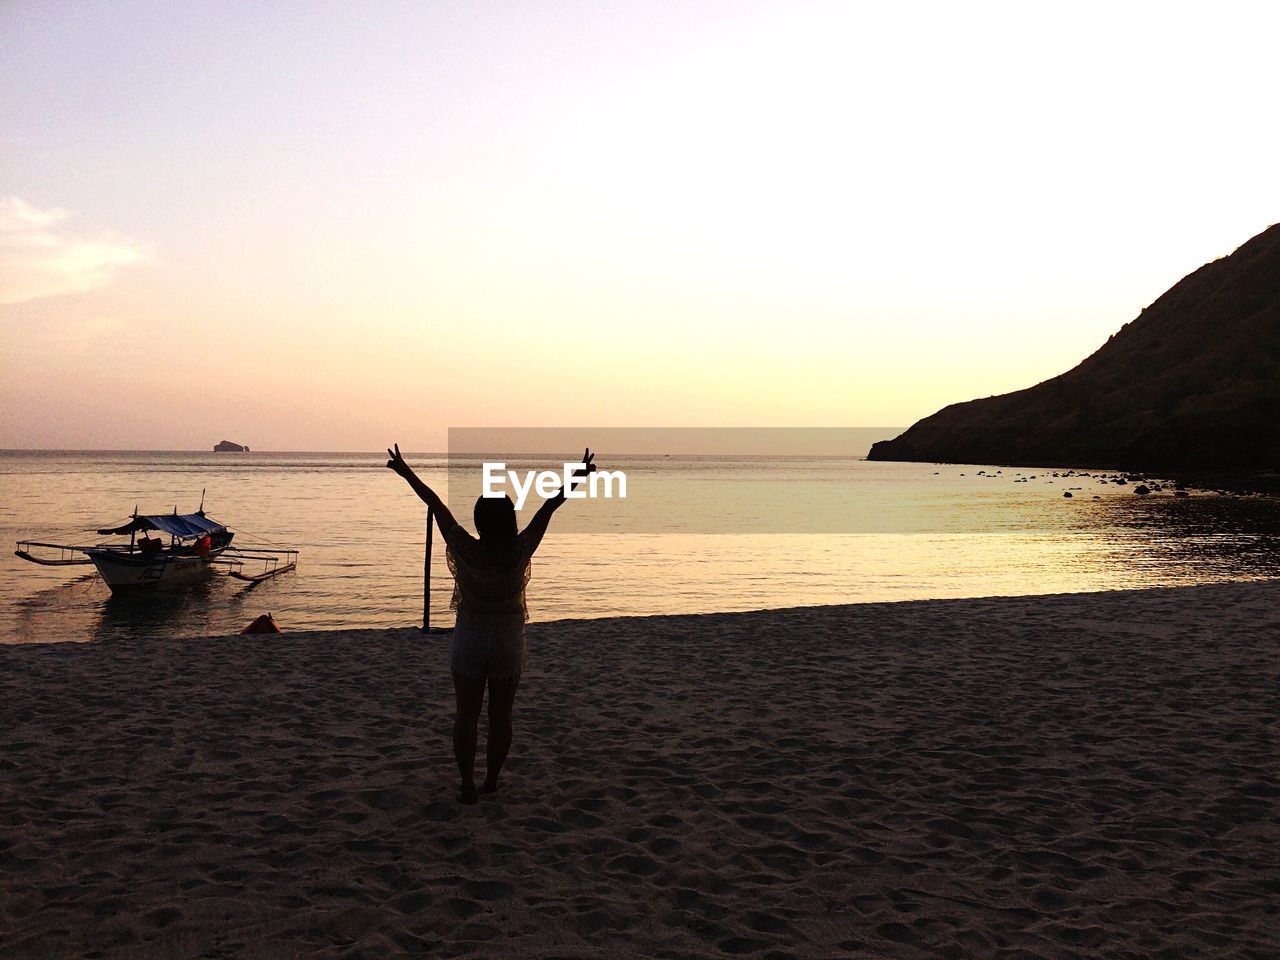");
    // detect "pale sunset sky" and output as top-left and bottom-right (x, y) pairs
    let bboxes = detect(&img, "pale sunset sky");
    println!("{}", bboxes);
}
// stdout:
(1, 1), (1277, 450)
